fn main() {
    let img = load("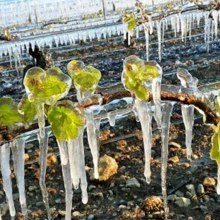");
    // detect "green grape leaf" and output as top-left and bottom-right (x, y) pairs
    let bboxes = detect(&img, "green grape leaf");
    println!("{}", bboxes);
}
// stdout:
(135, 85), (149, 101)
(122, 55), (161, 101)
(0, 97), (22, 126)
(24, 67), (72, 105)
(37, 75), (69, 98)
(67, 60), (85, 79)
(18, 95), (37, 124)
(67, 60), (102, 93)
(48, 106), (85, 141)
(215, 95), (220, 115)
(210, 131), (220, 164)
(123, 13), (137, 31)
(124, 76), (138, 90)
